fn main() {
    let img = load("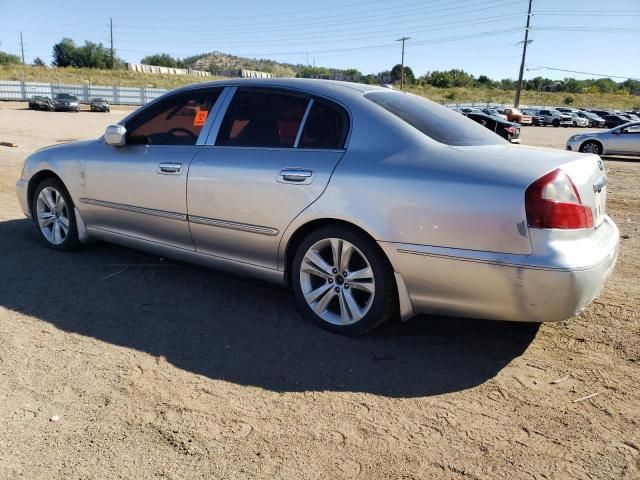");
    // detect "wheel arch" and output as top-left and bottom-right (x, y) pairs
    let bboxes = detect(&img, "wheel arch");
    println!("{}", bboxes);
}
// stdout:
(282, 218), (389, 285)
(27, 169), (64, 216)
